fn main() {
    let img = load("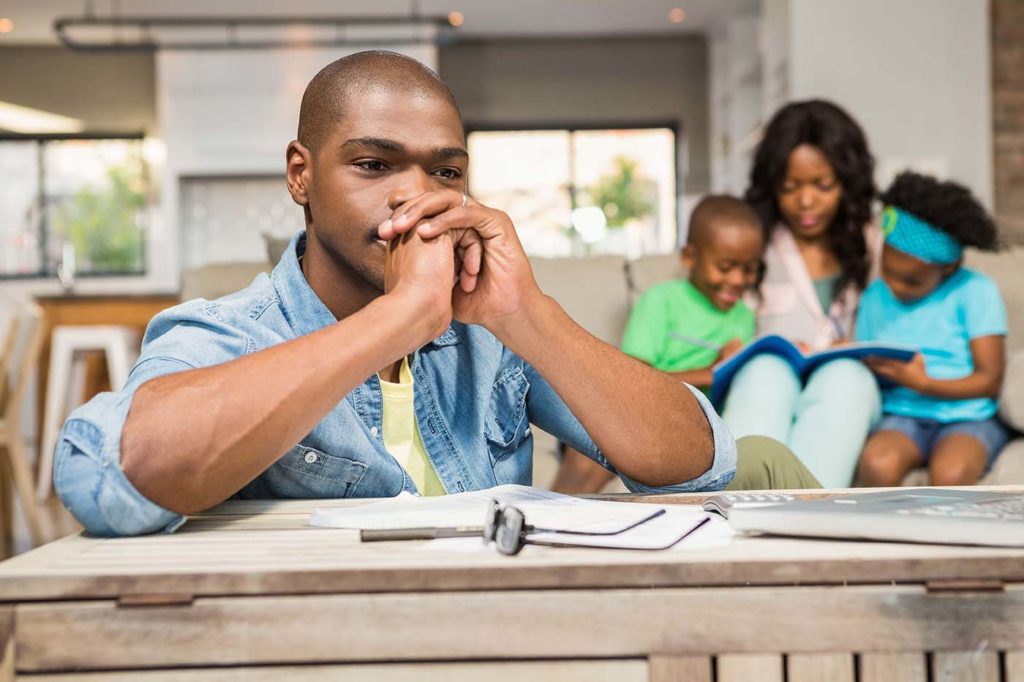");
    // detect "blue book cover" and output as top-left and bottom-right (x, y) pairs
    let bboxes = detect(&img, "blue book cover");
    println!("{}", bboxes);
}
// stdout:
(709, 334), (917, 407)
